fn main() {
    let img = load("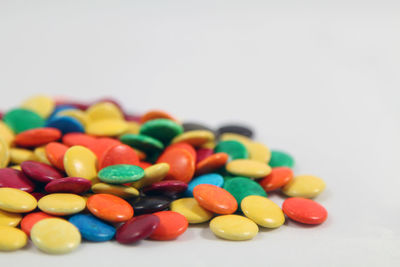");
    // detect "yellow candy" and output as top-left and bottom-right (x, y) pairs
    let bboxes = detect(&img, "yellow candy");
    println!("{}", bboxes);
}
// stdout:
(64, 146), (97, 181)
(219, 133), (252, 145)
(170, 198), (213, 224)
(132, 163), (169, 189)
(171, 130), (215, 147)
(91, 183), (139, 199)
(247, 142), (271, 163)
(0, 137), (10, 168)
(0, 210), (22, 227)
(21, 95), (55, 118)
(210, 215), (258, 241)
(200, 140), (216, 149)
(86, 119), (128, 136)
(86, 102), (123, 122)
(0, 188), (37, 213)
(34, 146), (52, 165)
(31, 218), (81, 254)
(38, 193), (86, 215)
(0, 225), (28, 251)
(10, 165), (21, 170)
(282, 175), (326, 198)
(134, 148), (147, 160)
(226, 159), (271, 179)
(9, 148), (37, 165)
(122, 121), (141, 135)
(241, 196), (285, 228)
(0, 121), (15, 146)
(57, 109), (88, 126)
